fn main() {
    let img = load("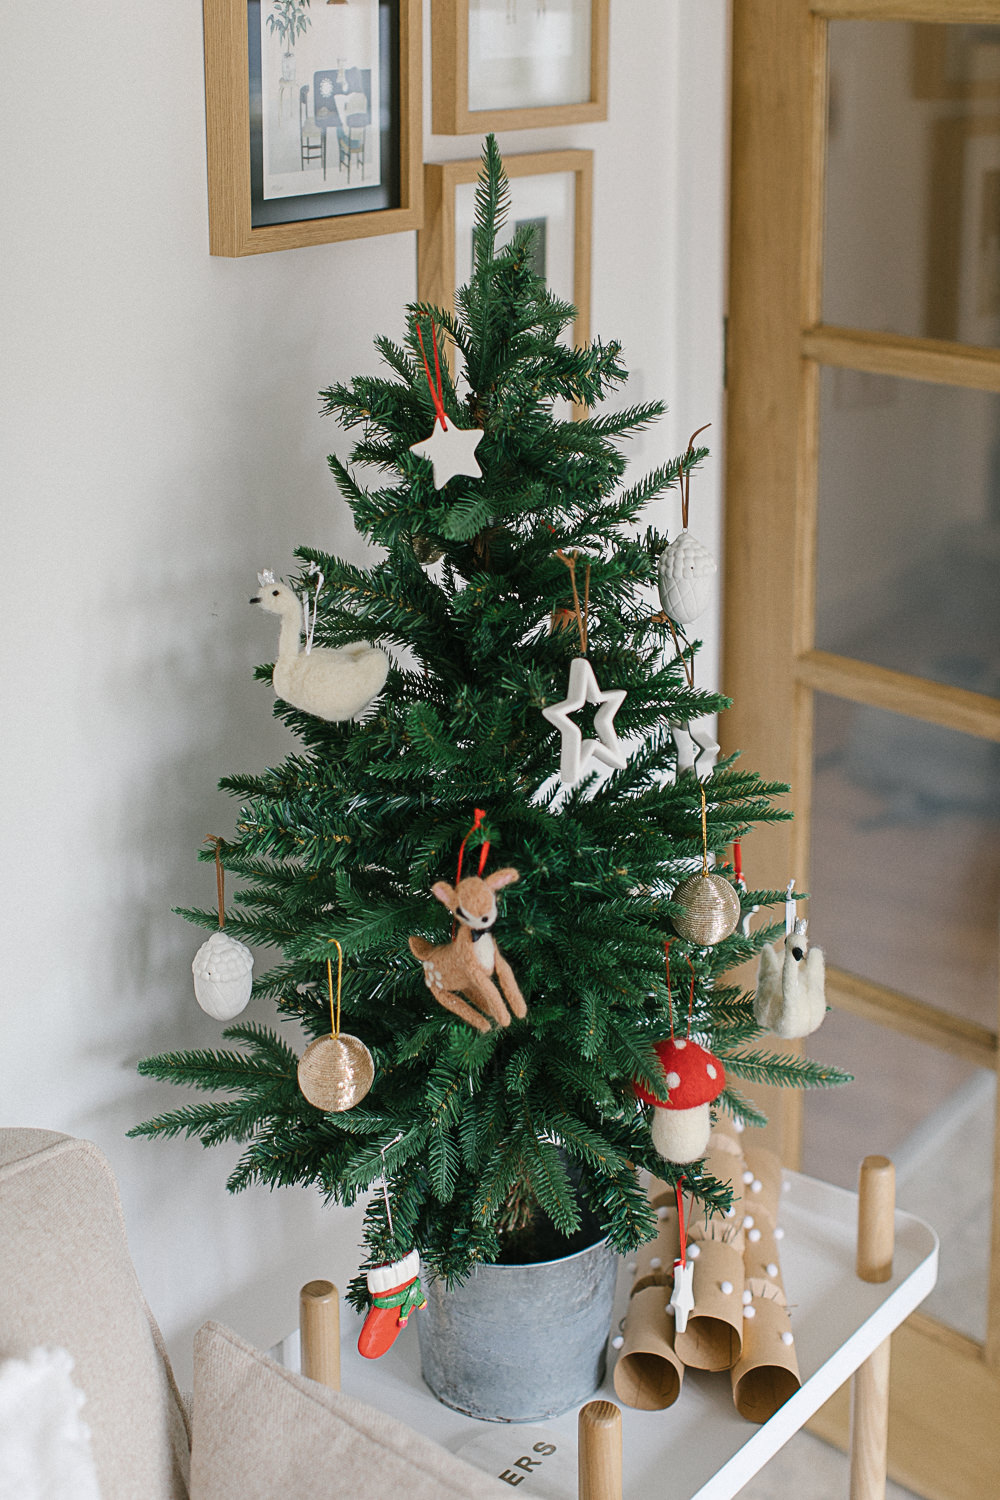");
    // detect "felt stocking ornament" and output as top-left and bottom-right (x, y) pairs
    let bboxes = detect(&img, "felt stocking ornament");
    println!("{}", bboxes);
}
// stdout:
(357, 1251), (427, 1360)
